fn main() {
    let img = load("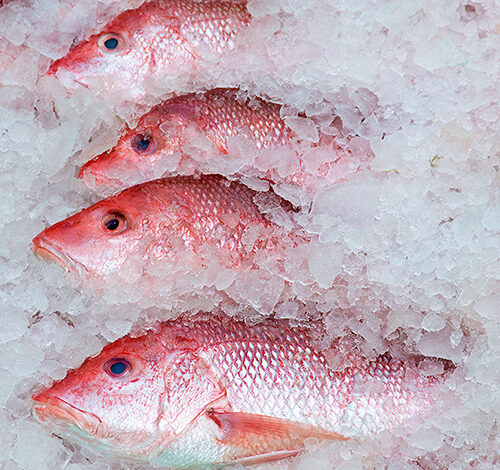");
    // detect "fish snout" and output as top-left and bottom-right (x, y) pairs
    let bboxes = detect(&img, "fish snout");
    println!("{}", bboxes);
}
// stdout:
(45, 49), (92, 89)
(31, 231), (86, 277)
(31, 232), (43, 250)
(32, 388), (51, 406)
(78, 157), (100, 187)
(46, 58), (62, 77)
(32, 392), (73, 425)
(31, 232), (57, 264)
(31, 232), (64, 267)
(46, 55), (76, 77)
(32, 392), (103, 436)
(78, 150), (132, 191)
